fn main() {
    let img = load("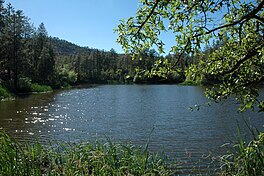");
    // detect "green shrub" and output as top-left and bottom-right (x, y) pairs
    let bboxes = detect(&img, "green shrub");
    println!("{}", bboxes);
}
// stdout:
(0, 84), (12, 100)
(67, 70), (78, 84)
(30, 83), (52, 93)
(57, 65), (78, 87)
(0, 131), (173, 176)
(18, 77), (32, 92)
